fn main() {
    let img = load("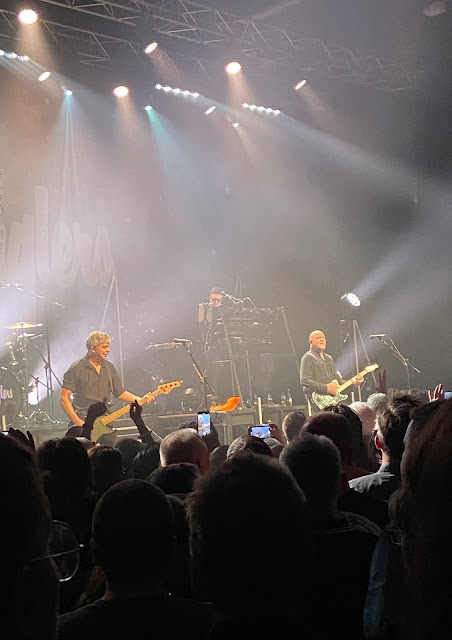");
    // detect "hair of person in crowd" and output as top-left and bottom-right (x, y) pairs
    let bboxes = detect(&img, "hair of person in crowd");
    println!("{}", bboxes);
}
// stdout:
(130, 442), (160, 479)
(281, 432), (341, 520)
(282, 410), (307, 442)
(148, 462), (199, 495)
(226, 434), (272, 458)
(159, 428), (210, 473)
(88, 446), (124, 497)
(187, 453), (312, 609)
